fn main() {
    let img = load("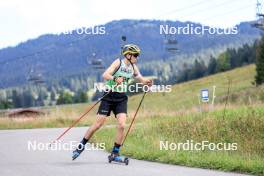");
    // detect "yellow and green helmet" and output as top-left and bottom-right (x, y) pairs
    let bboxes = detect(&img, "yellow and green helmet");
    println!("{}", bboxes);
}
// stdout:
(122, 44), (141, 56)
